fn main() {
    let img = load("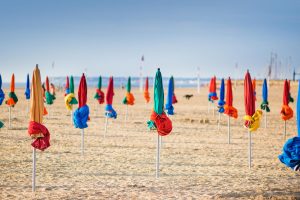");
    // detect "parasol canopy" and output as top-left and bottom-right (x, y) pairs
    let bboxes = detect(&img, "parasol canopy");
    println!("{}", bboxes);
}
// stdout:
(25, 73), (30, 100)
(5, 74), (18, 107)
(0, 74), (5, 105)
(143, 77), (150, 103)
(73, 73), (89, 129)
(208, 76), (218, 102)
(224, 77), (238, 118)
(278, 80), (300, 171)
(122, 76), (135, 105)
(64, 75), (78, 110)
(172, 76), (178, 104)
(281, 79), (293, 121)
(105, 77), (117, 118)
(147, 68), (172, 136)
(260, 78), (270, 112)
(218, 78), (225, 113)
(243, 71), (262, 132)
(45, 76), (54, 105)
(94, 76), (105, 104)
(64, 76), (70, 96)
(165, 76), (174, 115)
(28, 65), (50, 151)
